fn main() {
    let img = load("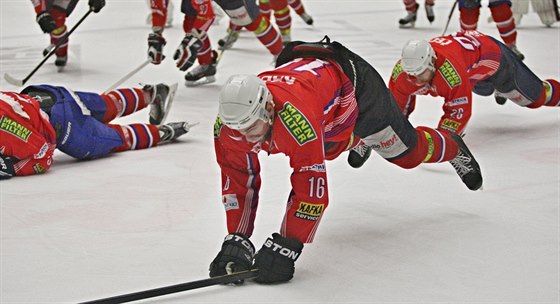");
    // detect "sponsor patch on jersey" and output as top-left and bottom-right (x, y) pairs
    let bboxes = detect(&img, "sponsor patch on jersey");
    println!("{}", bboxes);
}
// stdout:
(222, 194), (239, 211)
(34, 143), (49, 159)
(0, 116), (31, 142)
(299, 163), (326, 173)
(441, 118), (461, 132)
(278, 102), (317, 146)
(295, 202), (324, 221)
(391, 62), (404, 81)
(33, 163), (46, 174)
(439, 60), (462, 88)
(367, 125), (408, 159)
(213, 115), (223, 138)
(446, 96), (468, 107)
